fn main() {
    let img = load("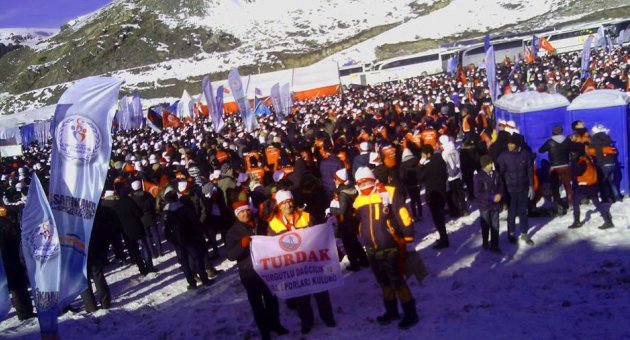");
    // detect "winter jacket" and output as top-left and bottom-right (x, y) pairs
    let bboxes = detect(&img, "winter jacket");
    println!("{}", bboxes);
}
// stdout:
(474, 170), (504, 211)
(114, 196), (146, 241)
(351, 153), (370, 179)
(131, 190), (157, 228)
(268, 211), (311, 236)
(319, 154), (344, 200)
(163, 201), (203, 246)
(353, 185), (413, 250)
(0, 205), (29, 290)
(225, 220), (258, 282)
(329, 184), (358, 229)
(538, 135), (571, 168)
(496, 149), (534, 193)
(399, 155), (420, 189)
(416, 153), (448, 201)
(590, 132), (617, 167)
(571, 156), (598, 187)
